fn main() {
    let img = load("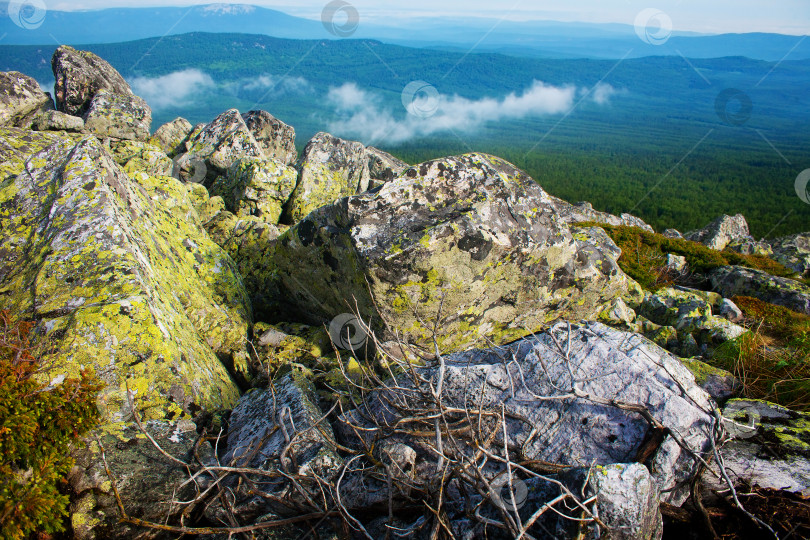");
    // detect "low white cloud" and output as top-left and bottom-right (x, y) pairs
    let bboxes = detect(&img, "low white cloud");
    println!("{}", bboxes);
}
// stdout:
(589, 83), (618, 105)
(131, 69), (215, 109)
(326, 80), (617, 145)
(240, 74), (311, 95)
